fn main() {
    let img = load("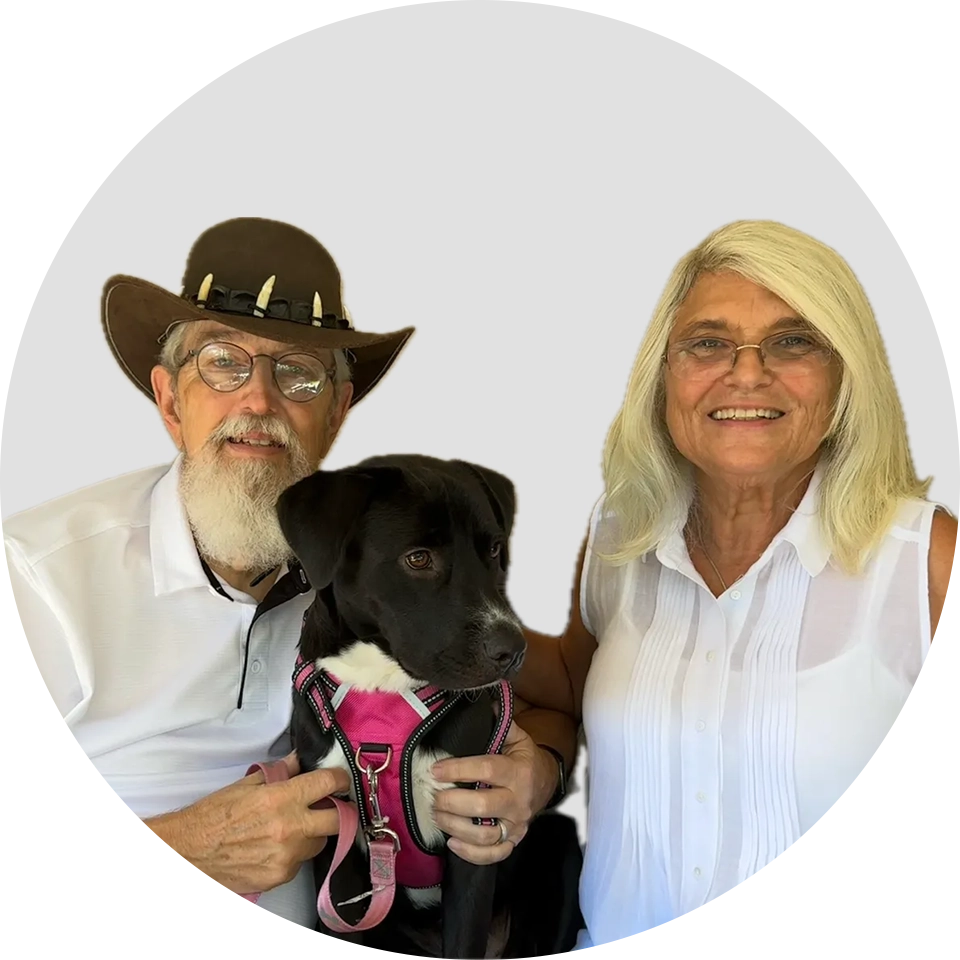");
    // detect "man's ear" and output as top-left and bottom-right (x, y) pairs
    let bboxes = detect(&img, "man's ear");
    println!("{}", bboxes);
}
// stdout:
(453, 461), (517, 537)
(275, 468), (375, 589)
(151, 364), (183, 450)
